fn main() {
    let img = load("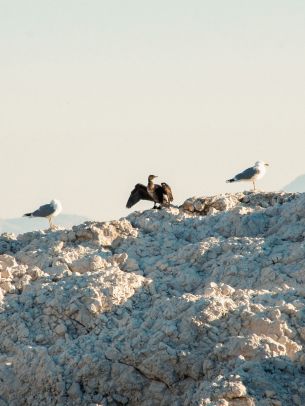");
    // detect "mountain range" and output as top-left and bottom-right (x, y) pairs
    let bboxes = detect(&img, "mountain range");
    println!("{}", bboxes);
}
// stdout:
(283, 174), (305, 192)
(0, 214), (89, 234)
